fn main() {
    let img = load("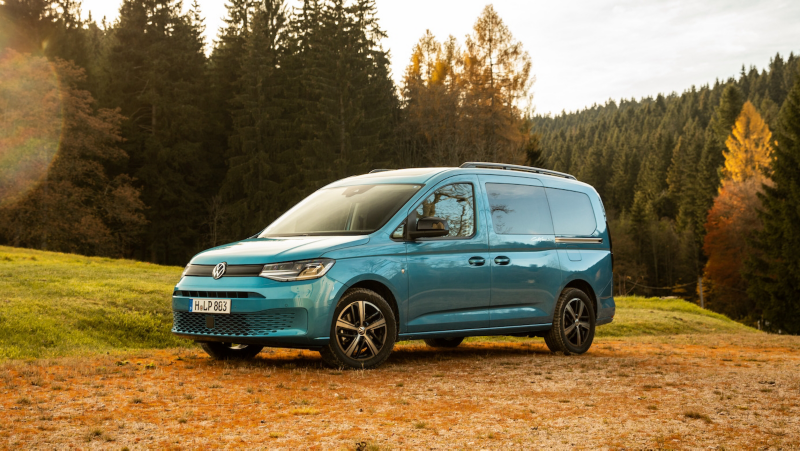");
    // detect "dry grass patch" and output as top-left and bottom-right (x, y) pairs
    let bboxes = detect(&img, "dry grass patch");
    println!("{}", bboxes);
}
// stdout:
(290, 407), (319, 415)
(684, 411), (713, 423)
(0, 336), (799, 448)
